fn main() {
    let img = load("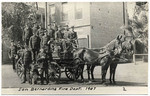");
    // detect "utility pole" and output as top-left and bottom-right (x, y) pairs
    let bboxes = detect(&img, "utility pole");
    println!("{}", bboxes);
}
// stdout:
(123, 2), (126, 35)
(45, 2), (48, 29)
